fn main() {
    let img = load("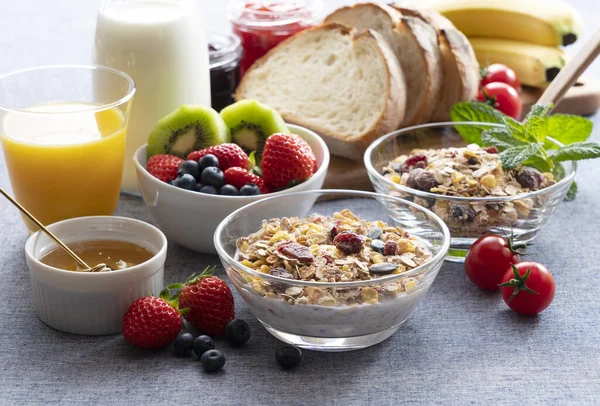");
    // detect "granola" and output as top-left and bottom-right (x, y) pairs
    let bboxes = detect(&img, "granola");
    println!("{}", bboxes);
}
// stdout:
(382, 144), (556, 235)
(235, 209), (433, 306)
